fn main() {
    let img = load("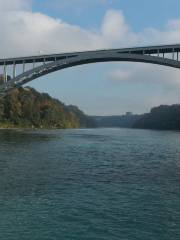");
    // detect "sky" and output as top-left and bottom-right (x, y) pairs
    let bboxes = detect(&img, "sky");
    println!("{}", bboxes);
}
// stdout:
(1, 0), (180, 115)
